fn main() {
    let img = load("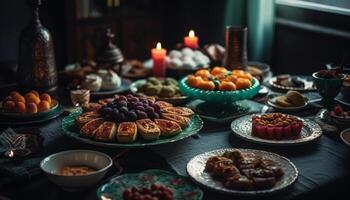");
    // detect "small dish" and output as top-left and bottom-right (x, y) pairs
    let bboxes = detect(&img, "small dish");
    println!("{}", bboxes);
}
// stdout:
(340, 128), (350, 146)
(40, 150), (112, 191)
(267, 95), (308, 111)
(90, 78), (131, 98)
